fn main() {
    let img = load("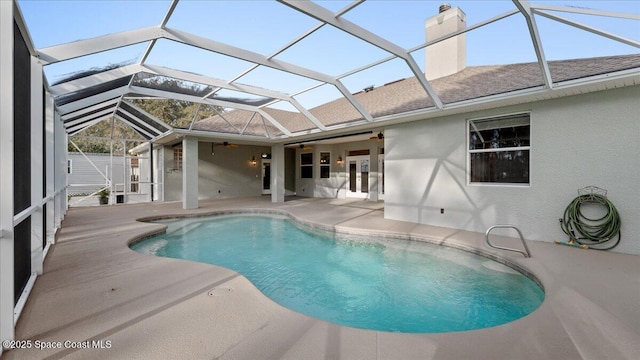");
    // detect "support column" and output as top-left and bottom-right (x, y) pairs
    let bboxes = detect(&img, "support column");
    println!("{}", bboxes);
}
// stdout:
(63, 131), (68, 213)
(369, 143), (379, 202)
(30, 57), (43, 275)
(0, 0), (15, 344)
(45, 93), (54, 245)
(148, 142), (153, 202)
(122, 140), (127, 204)
(53, 112), (65, 228)
(271, 144), (285, 203)
(155, 146), (164, 202)
(182, 136), (199, 209)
